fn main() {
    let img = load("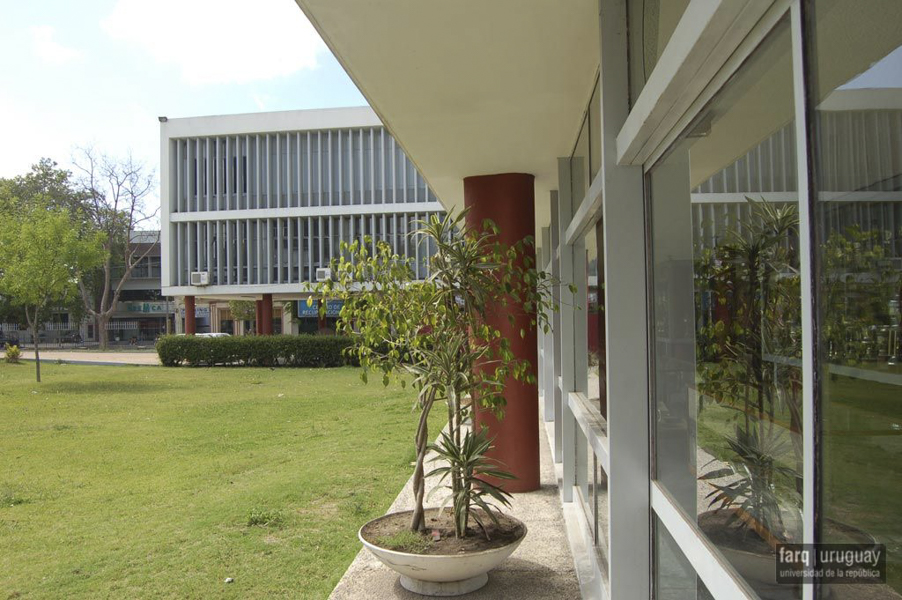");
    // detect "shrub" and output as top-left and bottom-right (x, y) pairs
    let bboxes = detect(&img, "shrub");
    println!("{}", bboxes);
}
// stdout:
(155, 334), (357, 368)
(4, 344), (21, 364)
